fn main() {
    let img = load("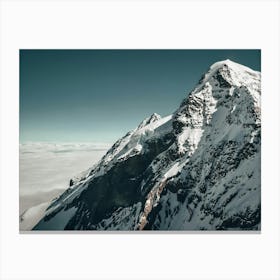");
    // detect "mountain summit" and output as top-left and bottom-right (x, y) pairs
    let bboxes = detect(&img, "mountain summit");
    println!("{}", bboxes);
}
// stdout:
(34, 60), (261, 231)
